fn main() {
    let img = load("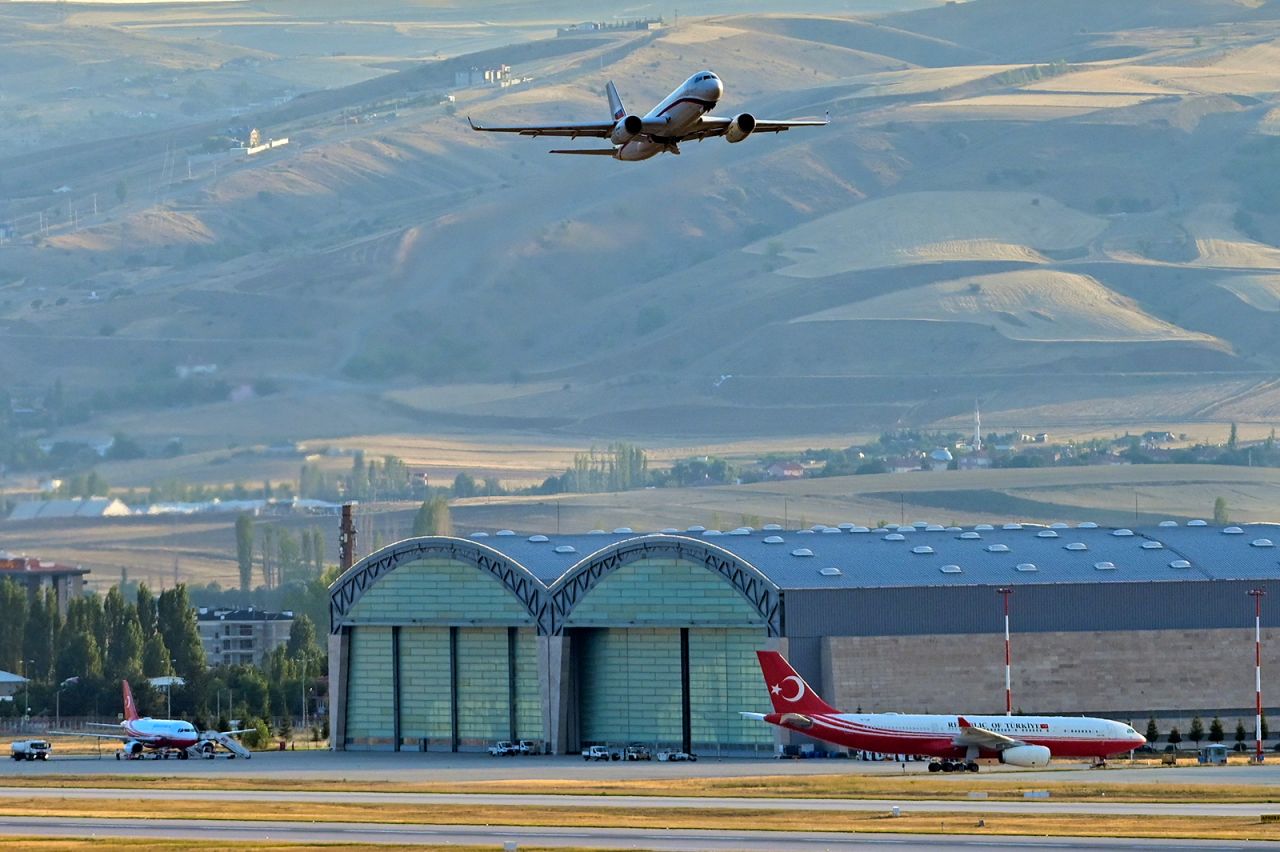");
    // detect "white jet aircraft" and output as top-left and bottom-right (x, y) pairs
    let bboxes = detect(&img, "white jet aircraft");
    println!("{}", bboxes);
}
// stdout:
(468, 71), (828, 160)
(51, 680), (252, 760)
